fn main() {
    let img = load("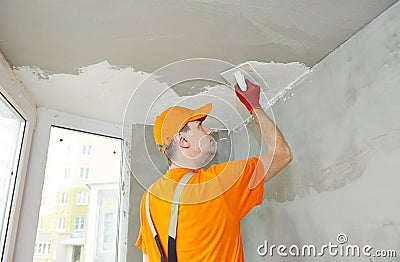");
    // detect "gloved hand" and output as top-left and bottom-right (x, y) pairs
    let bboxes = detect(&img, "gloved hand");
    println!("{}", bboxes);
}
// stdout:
(235, 79), (262, 112)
